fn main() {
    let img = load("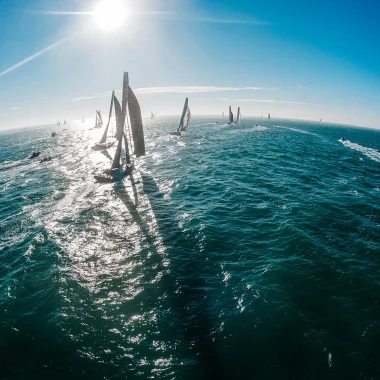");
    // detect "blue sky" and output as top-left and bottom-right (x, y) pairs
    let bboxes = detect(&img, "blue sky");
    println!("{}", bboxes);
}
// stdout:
(0, 0), (379, 129)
